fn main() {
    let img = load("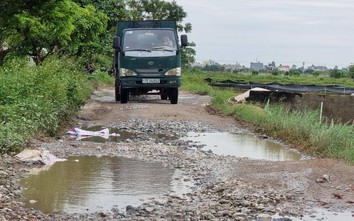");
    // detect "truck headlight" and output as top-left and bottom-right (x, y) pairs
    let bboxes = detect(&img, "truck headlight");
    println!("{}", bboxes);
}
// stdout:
(165, 68), (181, 76)
(120, 68), (137, 76)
